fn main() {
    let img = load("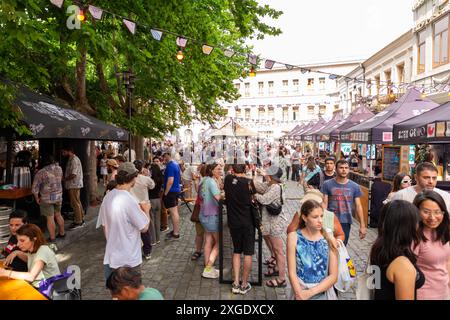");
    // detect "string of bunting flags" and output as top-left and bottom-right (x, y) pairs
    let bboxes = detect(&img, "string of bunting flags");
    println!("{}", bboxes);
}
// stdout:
(50, 0), (450, 92)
